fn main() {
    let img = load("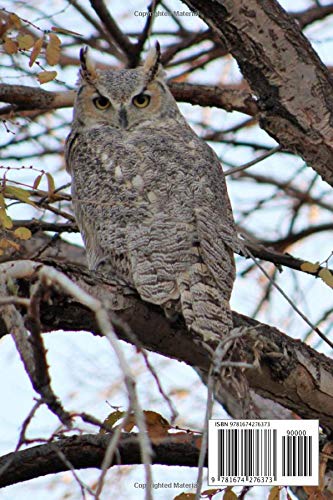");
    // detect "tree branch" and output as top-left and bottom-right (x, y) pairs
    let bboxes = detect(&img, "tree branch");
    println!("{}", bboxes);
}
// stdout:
(295, 3), (333, 29)
(89, 0), (136, 64)
(0, 433), (202, 488)
(0, 83), (257, 117)
(169, 82), (258, 116)
(182, 0), (333, 187)
(9, 220), (333, 279)
(0, 85), (75, 112)
(0, 239), (332, 430)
